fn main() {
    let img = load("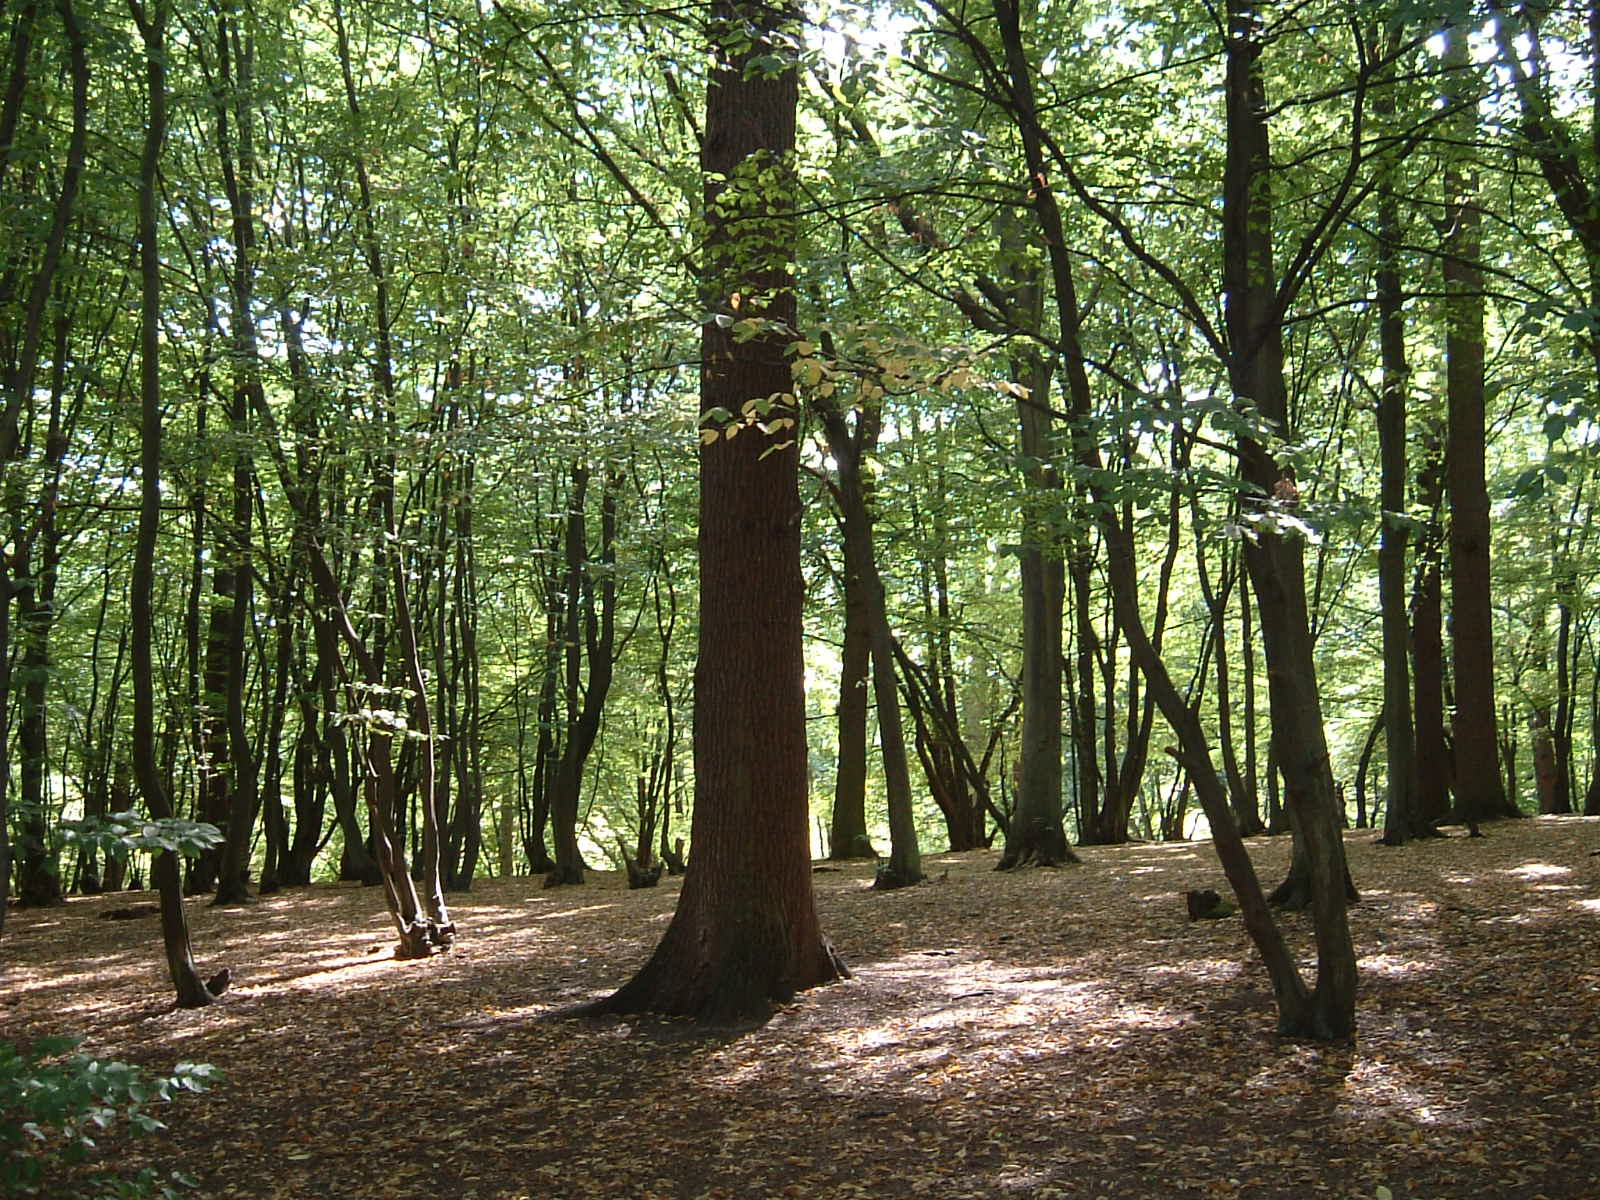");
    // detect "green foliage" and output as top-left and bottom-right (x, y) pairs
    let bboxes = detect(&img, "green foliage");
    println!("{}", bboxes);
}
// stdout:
(56, 814), (223, 861)
(0, 1036), (219, 1198)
